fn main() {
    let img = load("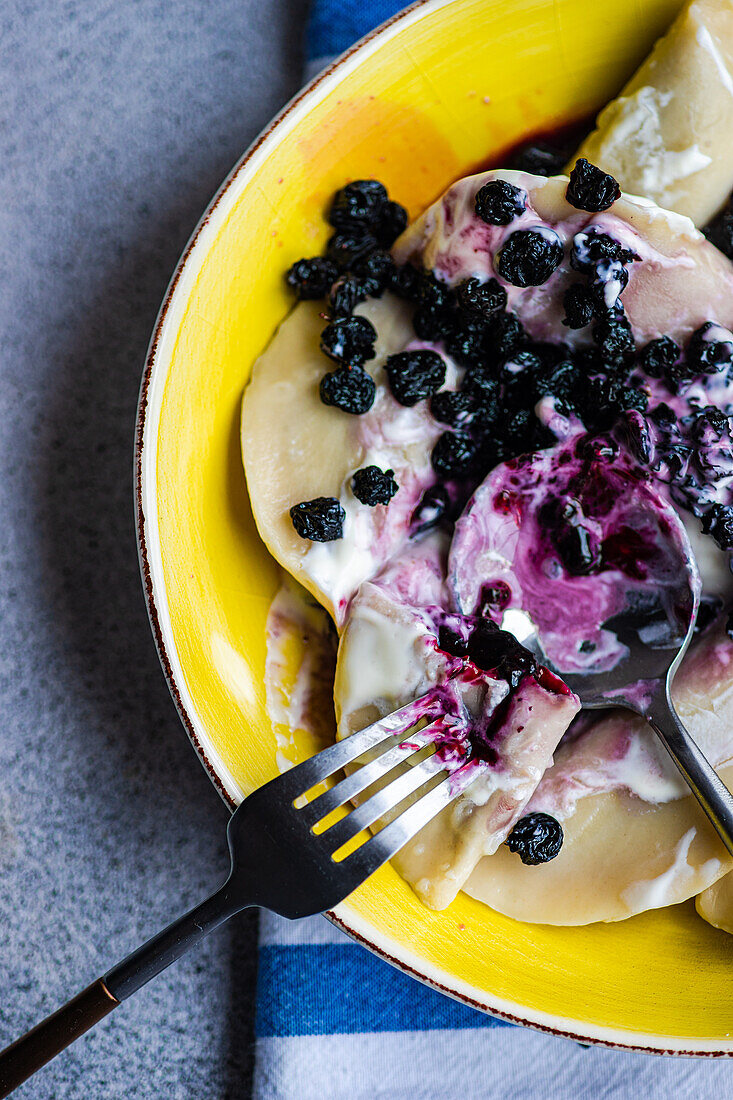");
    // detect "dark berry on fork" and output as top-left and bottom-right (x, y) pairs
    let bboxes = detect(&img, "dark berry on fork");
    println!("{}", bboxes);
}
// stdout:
(475, 179), (527, 225)
(329, 275), (367, 318)
(496, 229), (563, 287)
(376, 200), (409, 246)
(328, 179), (388, 231)
(456, 276), (507, 317)
(326, 232), (379, 271)
(562, 283), (596, 329)
(353, 249), (396, 296)
(431, 431), (477, 477)
(290, 497), (345, 541)
(640, 336), (680, 379)
(410, 484), (450, 534)
(566, 158), (621, 212)
(686, 322), (733, 376)
(506, 812), (564, 865)
(320, 315), (377, 365)
(351, 465), (398, 506)
(319, 367), (376, 414)
(385, 349), (446, 405)
(430, 389), (476, 428)
(286, 257), (339, 299)
(701, 503), (733, 550)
